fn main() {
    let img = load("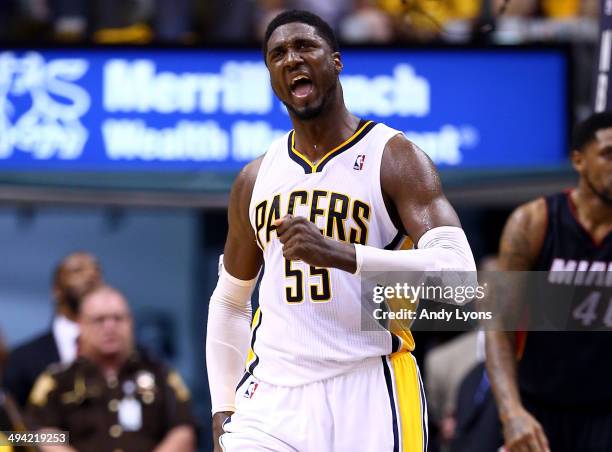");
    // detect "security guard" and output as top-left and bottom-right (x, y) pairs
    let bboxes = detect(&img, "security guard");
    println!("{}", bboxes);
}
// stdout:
(27, 285), (196, 452)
